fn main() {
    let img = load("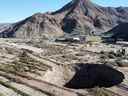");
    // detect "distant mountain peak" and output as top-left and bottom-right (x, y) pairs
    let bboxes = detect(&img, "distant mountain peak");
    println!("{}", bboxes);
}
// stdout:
(72, 0), (90, 3)
(0, 0), (128, 39)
